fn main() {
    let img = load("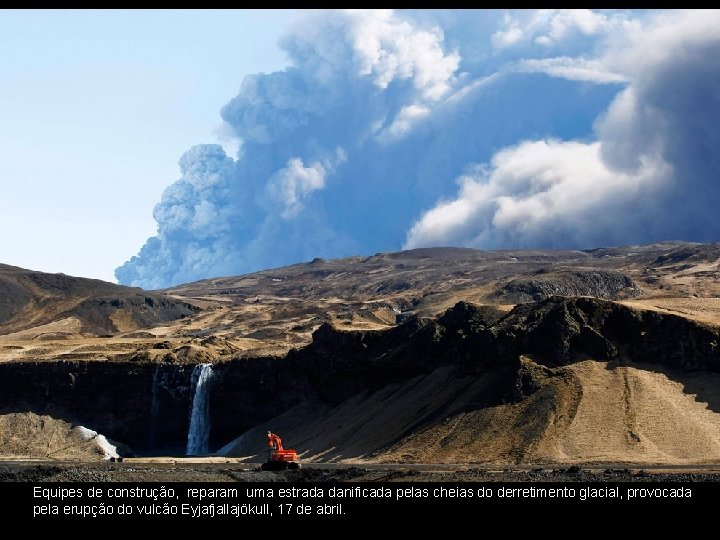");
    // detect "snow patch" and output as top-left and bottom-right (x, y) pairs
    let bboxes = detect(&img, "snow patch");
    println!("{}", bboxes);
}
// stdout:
(72, 425), (119, 460)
